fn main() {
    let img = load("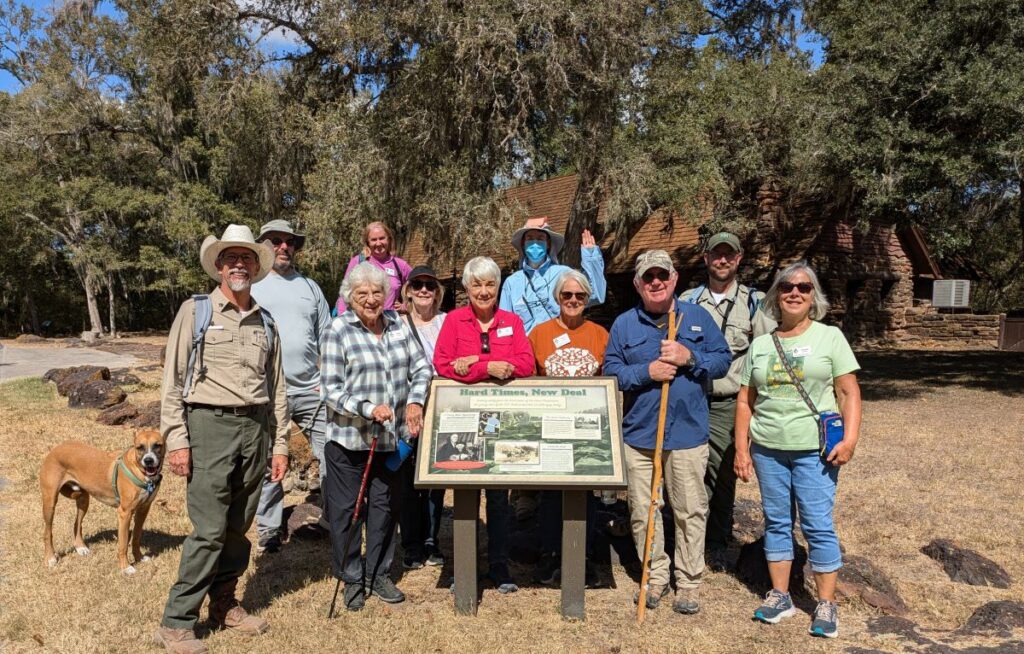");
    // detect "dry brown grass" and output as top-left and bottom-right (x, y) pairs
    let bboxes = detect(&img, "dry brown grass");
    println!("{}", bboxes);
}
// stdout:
(2, 349), (1023, 653)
